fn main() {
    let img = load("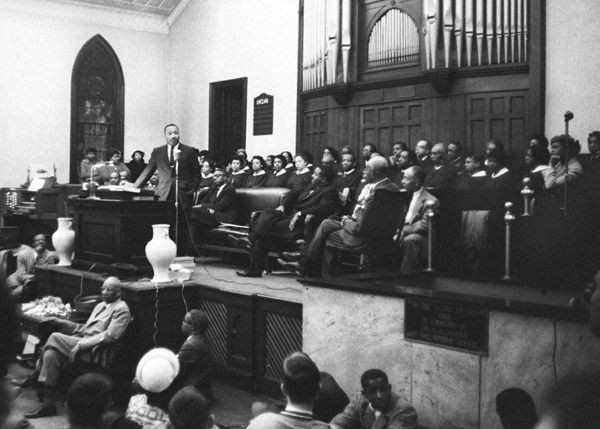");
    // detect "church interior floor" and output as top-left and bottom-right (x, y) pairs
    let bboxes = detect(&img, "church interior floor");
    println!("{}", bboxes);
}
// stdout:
(7, 362), (275, 429)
